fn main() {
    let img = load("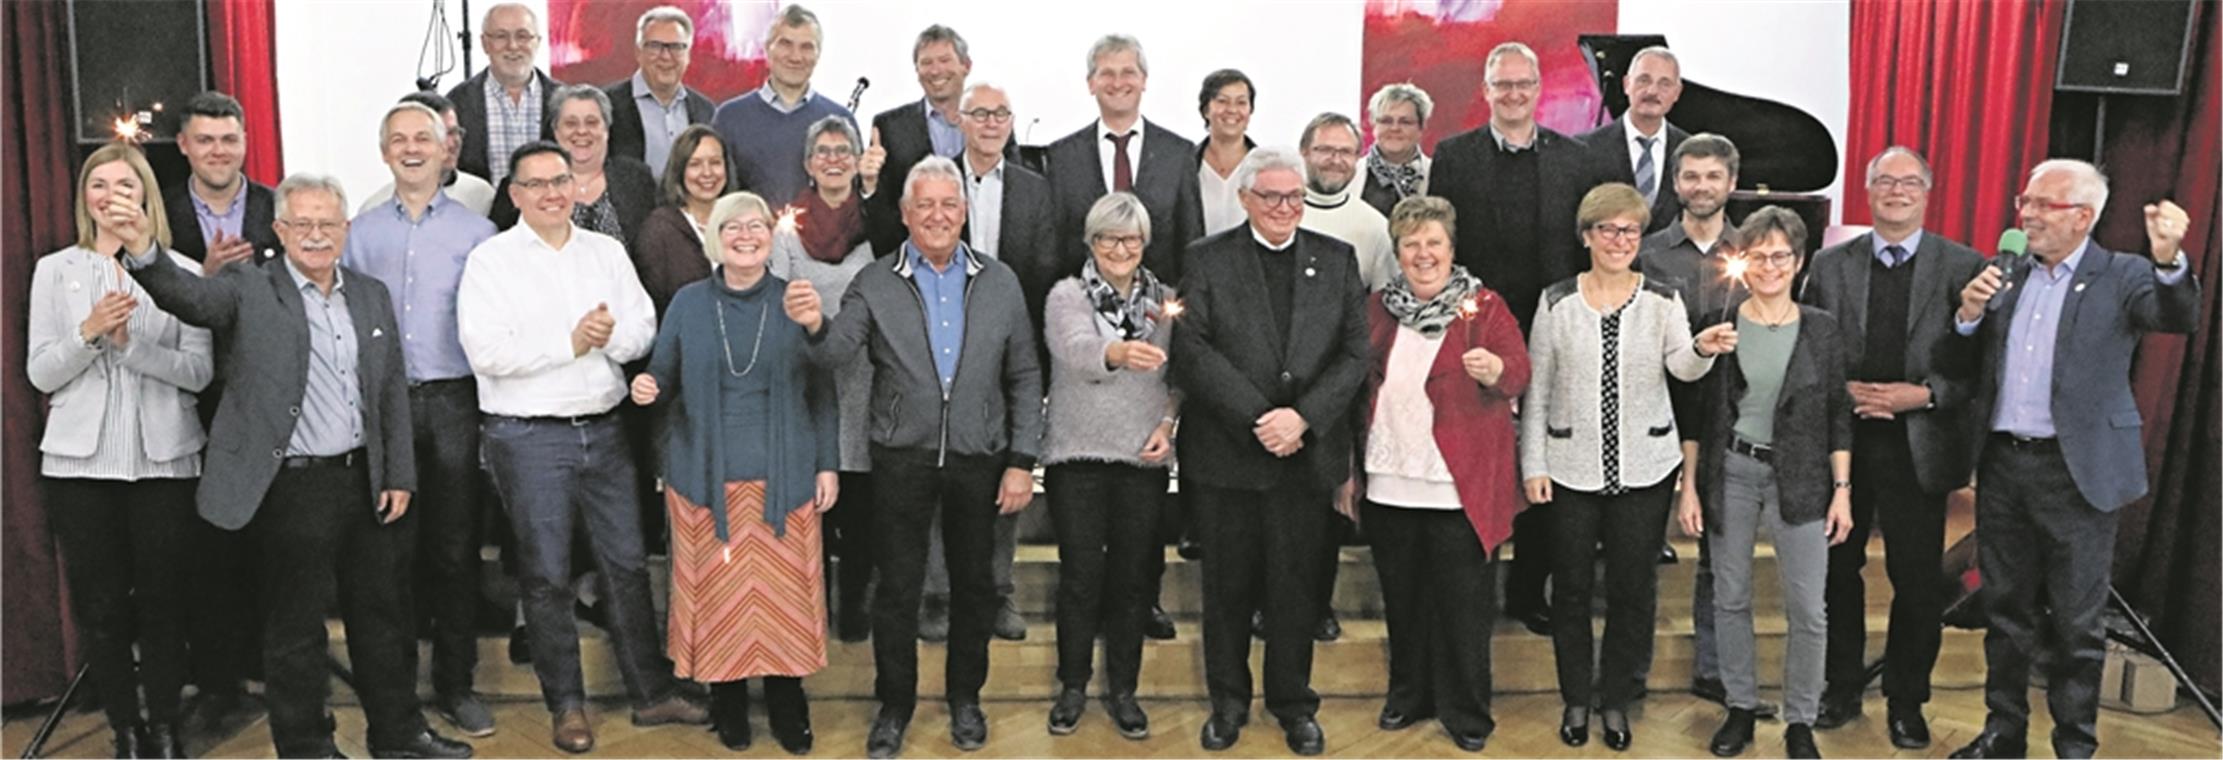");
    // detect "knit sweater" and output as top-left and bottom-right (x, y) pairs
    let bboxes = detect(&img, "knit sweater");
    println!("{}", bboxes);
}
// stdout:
(1301, 185), (1397, 291)
(711, 91), (854, 207)
(1040, 278), (1178, 468)
(1520, 275), (1713, 492)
